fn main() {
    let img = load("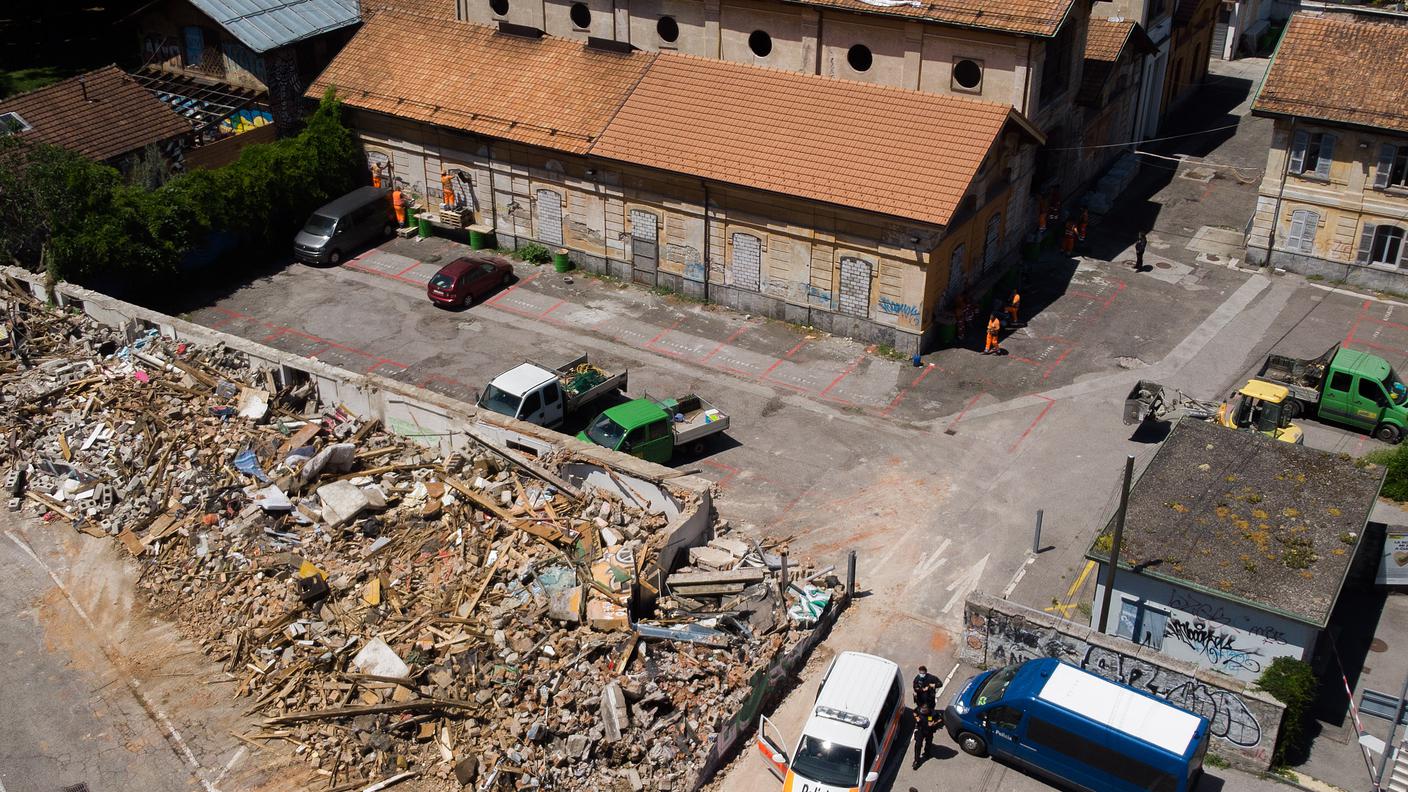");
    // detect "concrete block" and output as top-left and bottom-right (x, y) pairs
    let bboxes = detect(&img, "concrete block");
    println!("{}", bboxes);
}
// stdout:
(688, 545), (734, 570)
(599, 681), (629, 742)
(7, 497), (21, 512)
(707, 536), (750, 558)
(317, 480), (371, 526)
